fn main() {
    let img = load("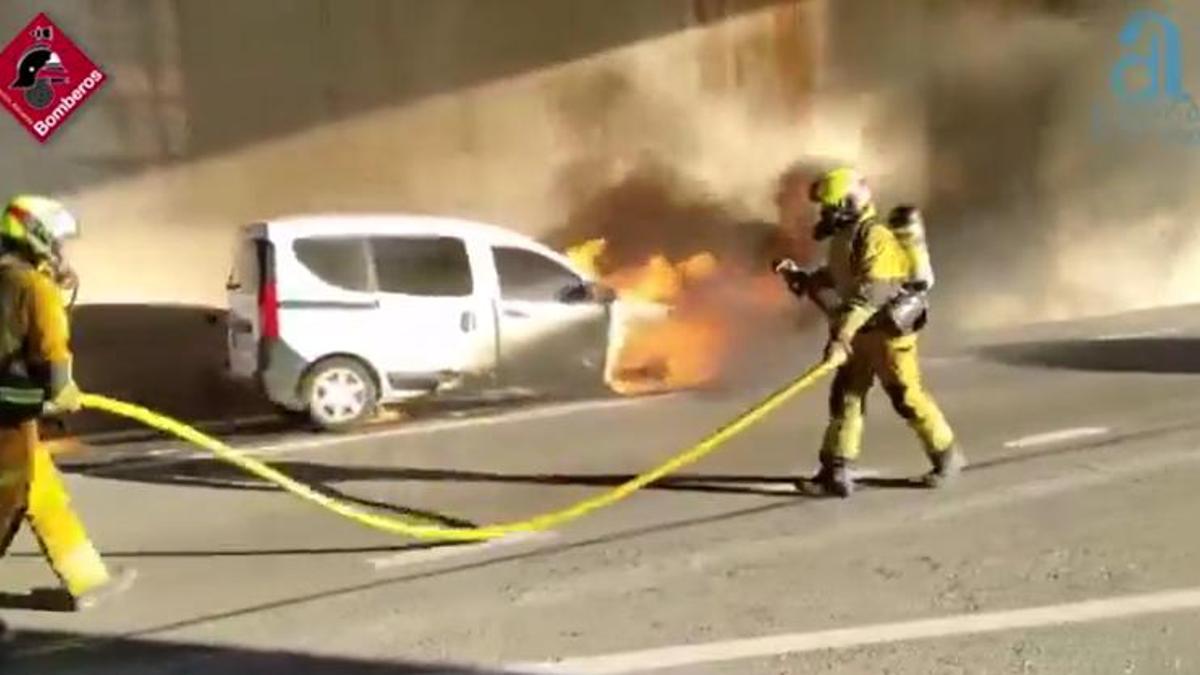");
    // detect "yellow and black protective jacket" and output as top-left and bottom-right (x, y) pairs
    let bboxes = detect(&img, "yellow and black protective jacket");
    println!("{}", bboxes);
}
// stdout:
(0, 253), (73, 424)
(824, 214), (914, 344)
